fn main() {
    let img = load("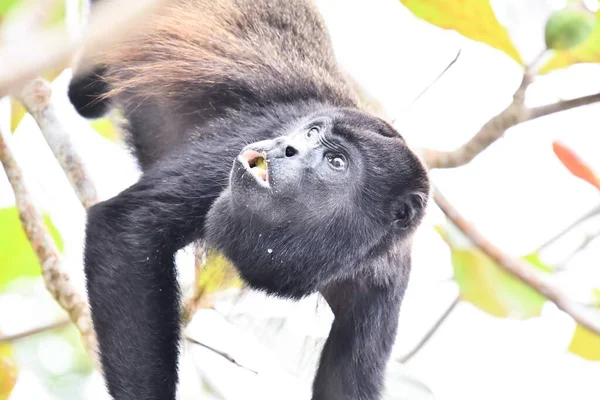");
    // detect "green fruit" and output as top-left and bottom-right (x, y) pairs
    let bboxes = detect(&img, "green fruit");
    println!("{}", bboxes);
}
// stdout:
(545, 8), (596, 50)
